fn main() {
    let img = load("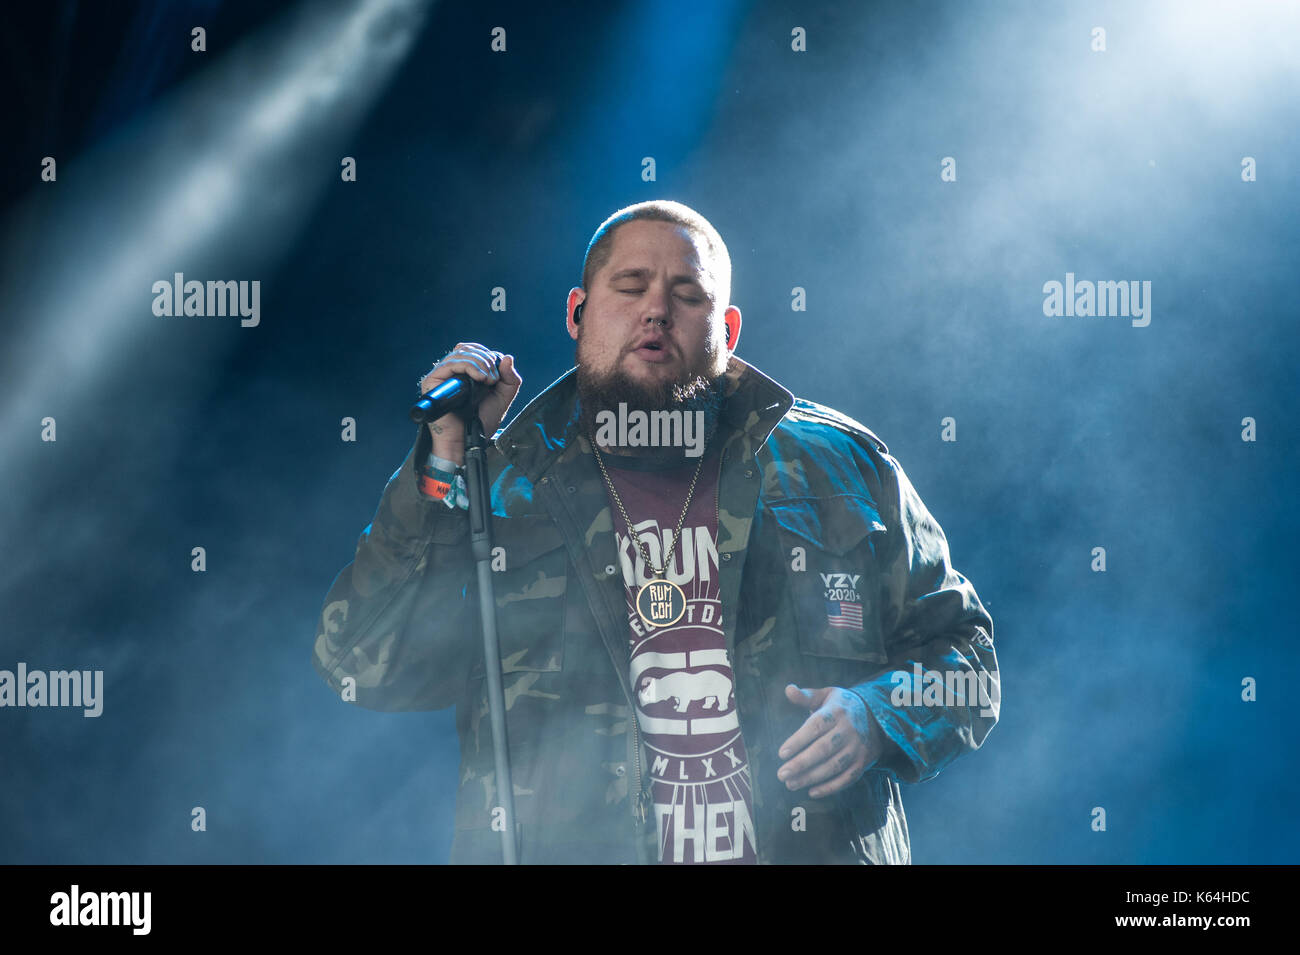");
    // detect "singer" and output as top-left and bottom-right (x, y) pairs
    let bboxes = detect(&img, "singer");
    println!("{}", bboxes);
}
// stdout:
(312, 199), (998, 864)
